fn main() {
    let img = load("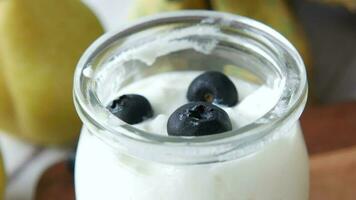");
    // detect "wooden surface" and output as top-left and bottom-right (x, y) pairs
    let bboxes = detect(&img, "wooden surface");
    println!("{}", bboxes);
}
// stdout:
(302, 102), (356, 200)
(310, 146), (356, 200)
(35, 161), (75, 200)
(301, 102), (356, 155)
